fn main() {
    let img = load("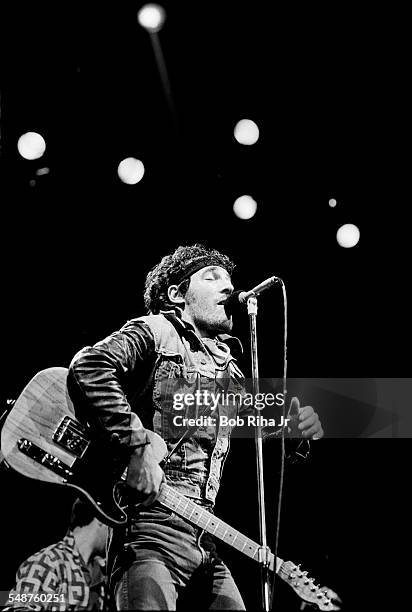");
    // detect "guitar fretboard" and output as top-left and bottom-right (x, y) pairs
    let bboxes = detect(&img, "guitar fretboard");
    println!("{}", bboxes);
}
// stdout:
(158, 484), (282, 573)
